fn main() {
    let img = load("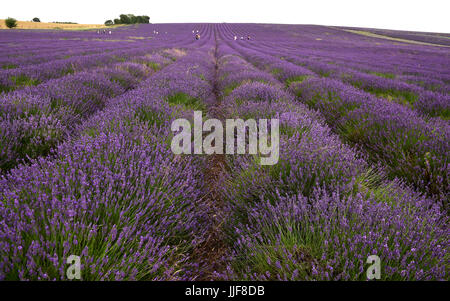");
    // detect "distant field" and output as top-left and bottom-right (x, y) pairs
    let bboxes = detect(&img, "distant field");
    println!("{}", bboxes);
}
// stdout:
(342, 28), (450, 47)
(0, 20), (116, 30)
